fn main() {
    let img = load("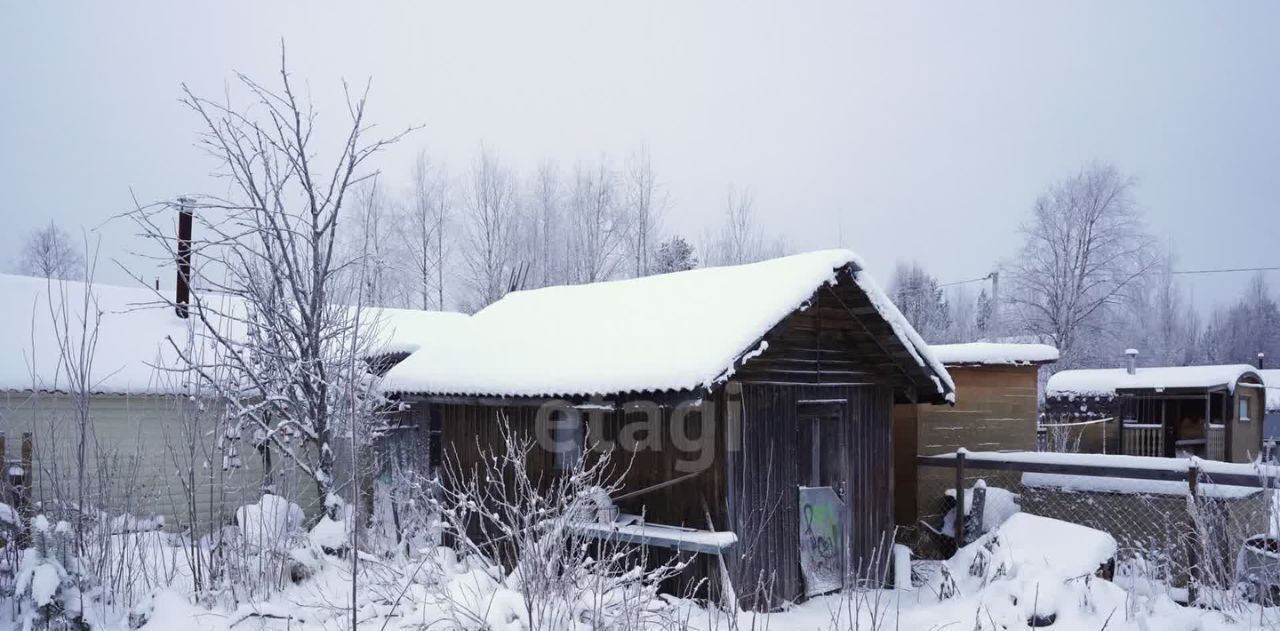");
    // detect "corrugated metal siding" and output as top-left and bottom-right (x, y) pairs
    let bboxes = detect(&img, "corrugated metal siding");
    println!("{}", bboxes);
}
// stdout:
(0, 391), (320, 531)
